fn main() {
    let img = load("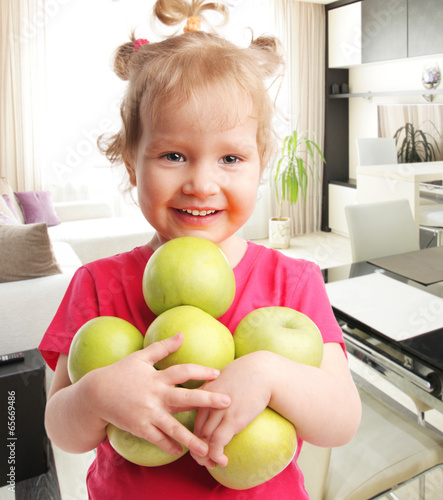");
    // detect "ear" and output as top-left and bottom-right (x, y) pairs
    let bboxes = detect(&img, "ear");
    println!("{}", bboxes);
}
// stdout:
(125, 161), (137, 187)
